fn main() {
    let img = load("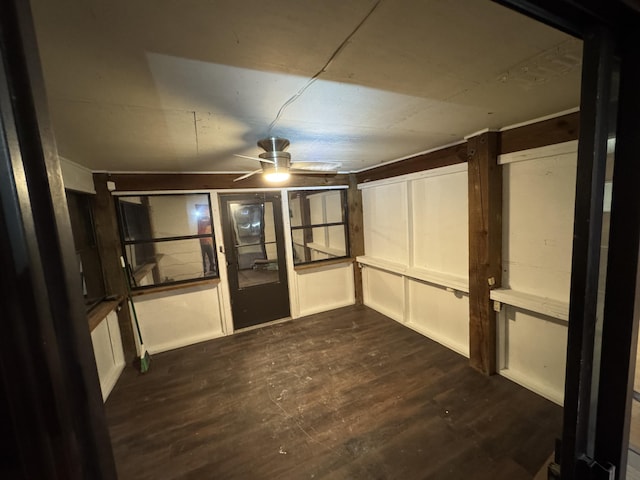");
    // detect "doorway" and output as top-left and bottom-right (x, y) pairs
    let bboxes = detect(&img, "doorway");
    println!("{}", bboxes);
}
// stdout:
(220, 192), (290, 329)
